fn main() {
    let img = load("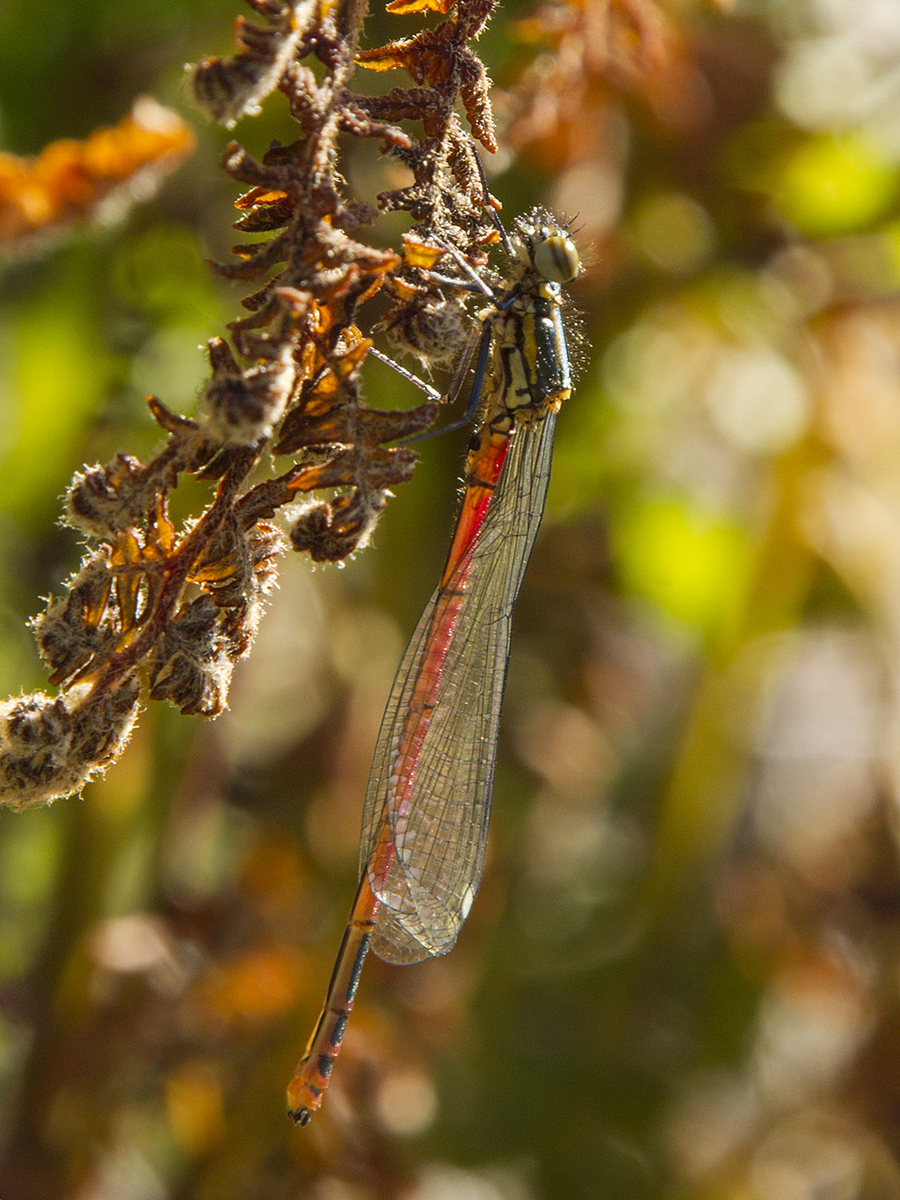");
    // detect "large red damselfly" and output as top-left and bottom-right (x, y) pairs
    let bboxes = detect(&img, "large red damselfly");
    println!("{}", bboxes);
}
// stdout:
(288, 208), (581, 1124)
